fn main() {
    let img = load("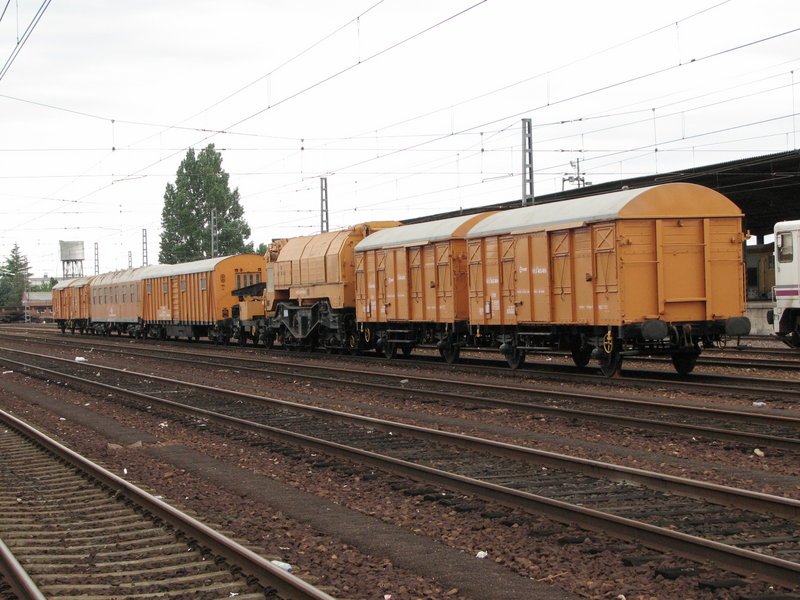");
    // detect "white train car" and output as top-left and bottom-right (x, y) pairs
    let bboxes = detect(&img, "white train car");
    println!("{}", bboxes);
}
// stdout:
(771, 220), (800, 347)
